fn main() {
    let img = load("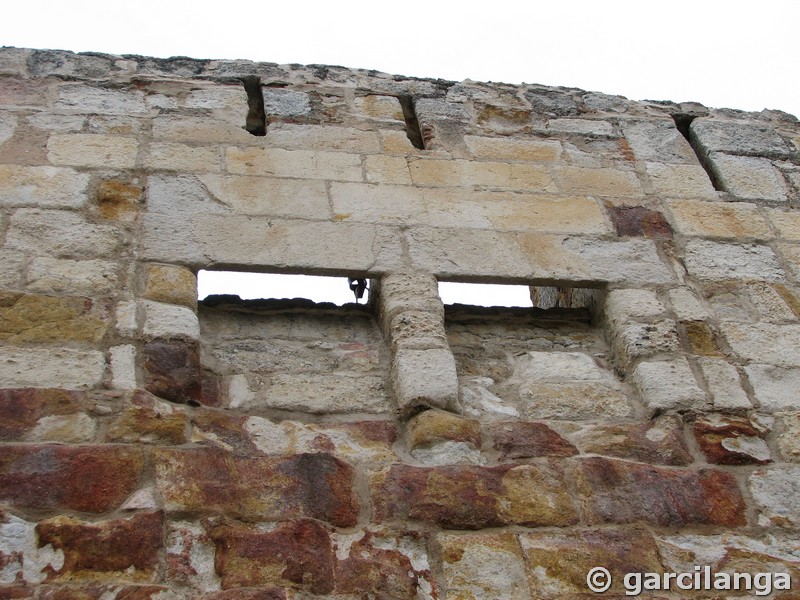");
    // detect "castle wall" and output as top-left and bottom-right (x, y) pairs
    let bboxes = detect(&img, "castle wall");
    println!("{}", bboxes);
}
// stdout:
(1, 47), (800, 598)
